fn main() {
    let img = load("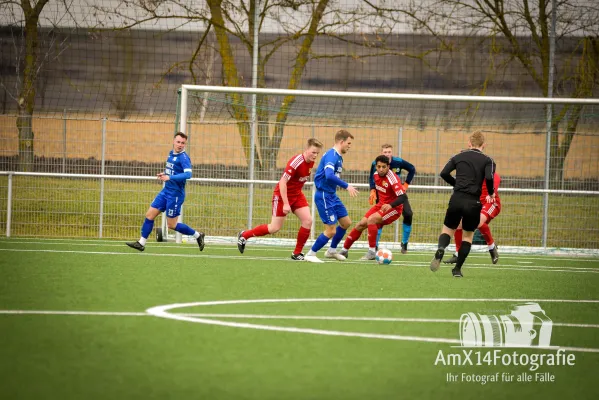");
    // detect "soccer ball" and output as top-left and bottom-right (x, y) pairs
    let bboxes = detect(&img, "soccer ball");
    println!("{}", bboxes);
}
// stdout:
(375, 248), (393, 265)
